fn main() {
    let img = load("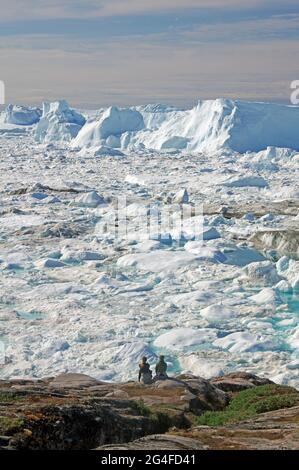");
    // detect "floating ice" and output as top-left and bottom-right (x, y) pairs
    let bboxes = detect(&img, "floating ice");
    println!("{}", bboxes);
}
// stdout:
(41, 340), (70, 356)
(222, 175), (268, 188)
(276, 257), (299, 291)
(250, 287), (283, 305)
(179, 355), (225, 379)
(35, 258), (67, 269)
(275, 280), (292, 292)
(214, 331), (276, 353)
(173, 188), (189, 204)
(184, 243), (226, 263)
(81, 99), (299, 153)
(243, 261), (282, 285)
(154, 328), (217, 351)
(74, 191), (105, 208)
(1, 96), (299, 386)
(31, 192), (49, 200)
(35, 100), (86, 143)
(107, 342), (157, 369)
(200, 303), (237, 322)
(1, 104), (41, 126)
(72, 106), (144, 148)
(185, 241), (264, 267)
(92, 146), (124, 157)
(288, 327), (299, 349)
(61, 248), (105, 263)
(117, 251), (202, 273)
